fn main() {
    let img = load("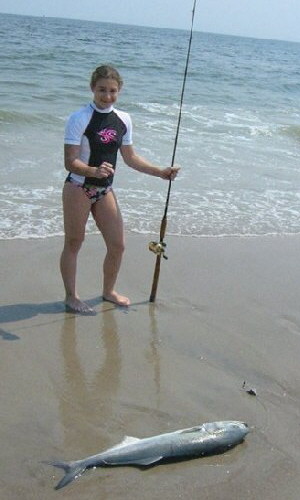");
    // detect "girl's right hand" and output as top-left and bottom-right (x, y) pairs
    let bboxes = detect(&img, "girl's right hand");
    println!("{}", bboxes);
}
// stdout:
(94, 162), (114, 178)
